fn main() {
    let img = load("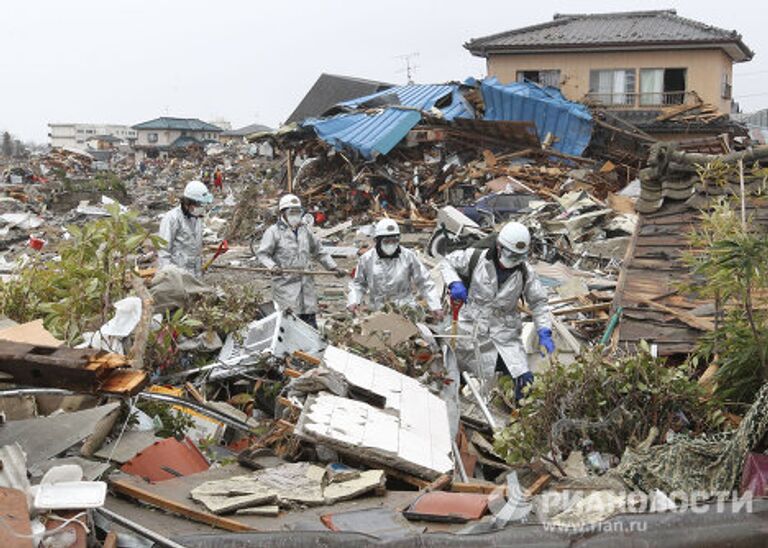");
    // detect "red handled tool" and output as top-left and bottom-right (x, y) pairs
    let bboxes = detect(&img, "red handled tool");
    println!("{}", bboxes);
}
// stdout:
(202, 239), (229, 272)
(450, 299), (464, 351)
